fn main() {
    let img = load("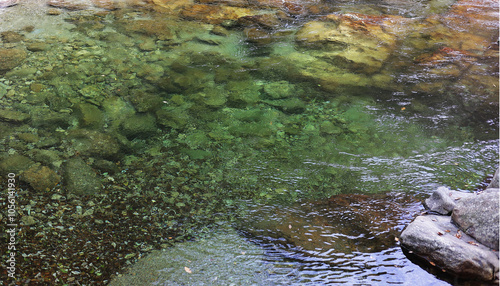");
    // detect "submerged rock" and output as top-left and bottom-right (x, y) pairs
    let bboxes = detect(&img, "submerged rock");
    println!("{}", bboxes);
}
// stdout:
(0, 48), (28, 72)
(63, 158), (101, 196)
(21, 163), (61, 192)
